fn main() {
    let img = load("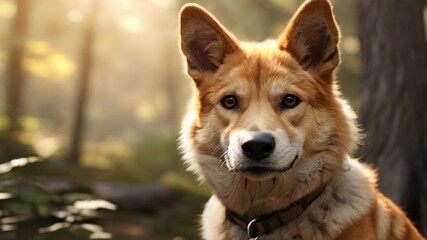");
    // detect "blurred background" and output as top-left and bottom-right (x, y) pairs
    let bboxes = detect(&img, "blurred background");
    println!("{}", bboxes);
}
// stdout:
(0, 0), (426, 239)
